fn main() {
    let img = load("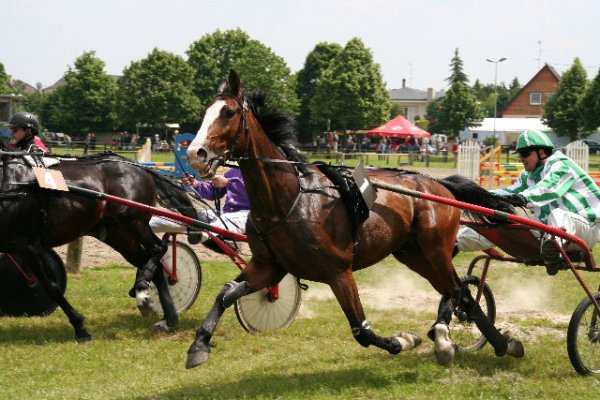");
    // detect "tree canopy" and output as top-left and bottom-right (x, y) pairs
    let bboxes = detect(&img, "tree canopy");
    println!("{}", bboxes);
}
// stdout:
(187, 28), (298, 115)
(543, 58), (589, 140)
(117, 48), (200, 131)
(295, 42), (342, 142)
(0, 62), (10, 94)
(436, 49), (483, 137)
(309, 37), (390, 132)
(580, 68), (600, 133)
(43, 51), (117, 134)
